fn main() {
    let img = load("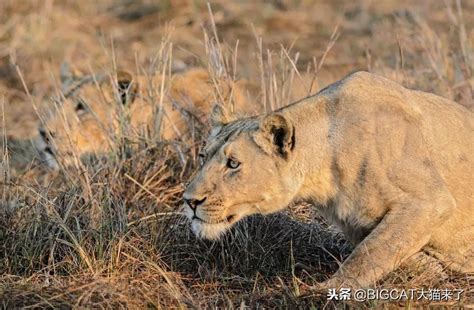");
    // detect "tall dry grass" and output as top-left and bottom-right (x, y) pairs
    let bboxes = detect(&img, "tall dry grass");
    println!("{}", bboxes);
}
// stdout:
(1, 0), (473, 308)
